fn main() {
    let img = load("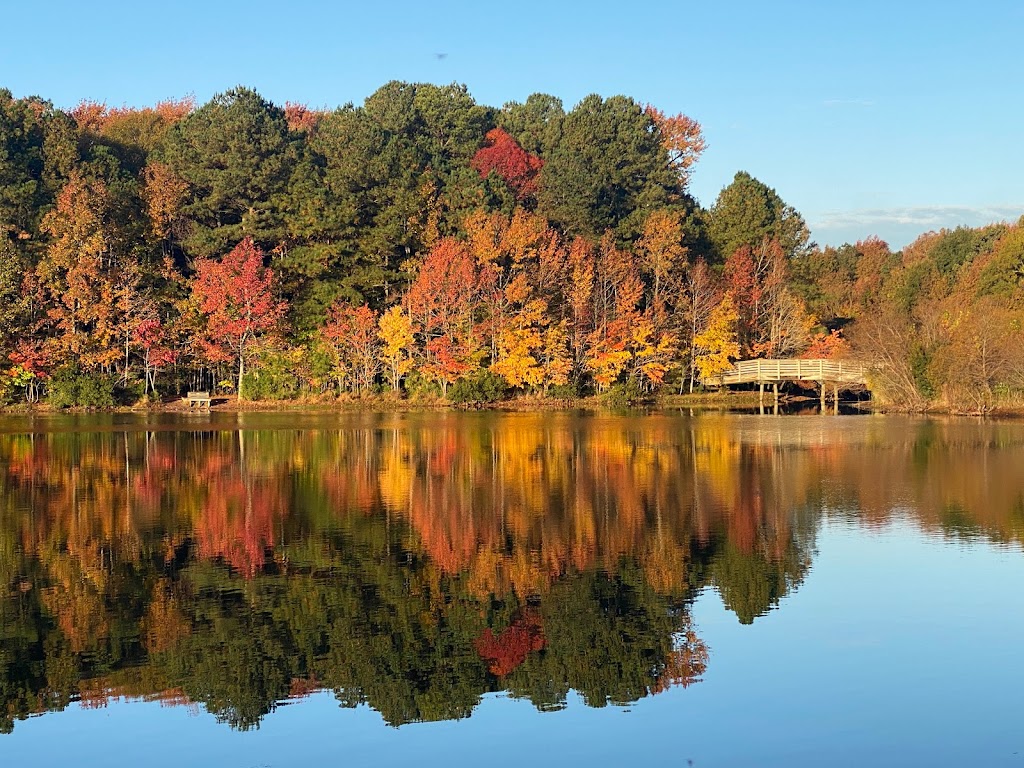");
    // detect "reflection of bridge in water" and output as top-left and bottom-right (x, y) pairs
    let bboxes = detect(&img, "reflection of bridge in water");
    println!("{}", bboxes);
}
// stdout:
(705, 359), (870, 412)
